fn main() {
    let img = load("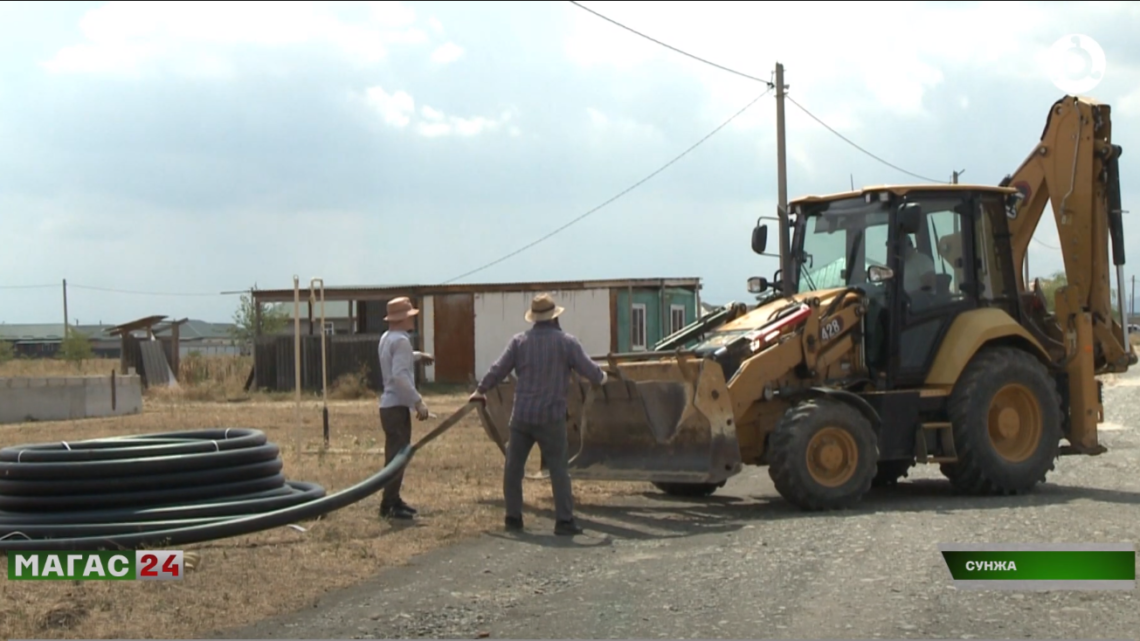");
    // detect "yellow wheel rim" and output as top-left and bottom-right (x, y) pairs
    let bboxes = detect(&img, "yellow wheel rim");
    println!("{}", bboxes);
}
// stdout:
(987, 383), (1042, 463)
(805, 427), (859, 487)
